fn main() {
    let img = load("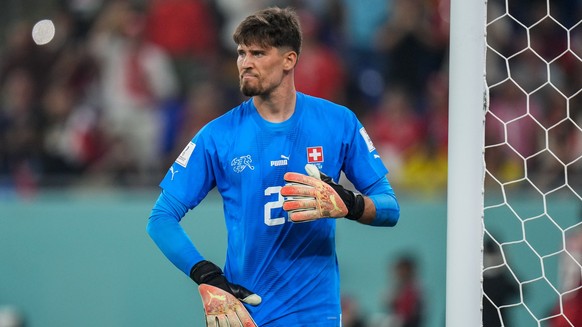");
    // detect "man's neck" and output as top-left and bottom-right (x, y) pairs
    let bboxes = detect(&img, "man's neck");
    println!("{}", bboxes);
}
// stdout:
(253, 86), (297, 123)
